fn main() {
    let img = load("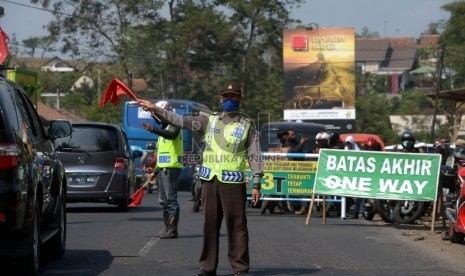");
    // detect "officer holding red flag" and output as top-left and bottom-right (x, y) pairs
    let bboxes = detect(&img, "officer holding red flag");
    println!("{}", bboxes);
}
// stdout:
(142, 101), (183, 239)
